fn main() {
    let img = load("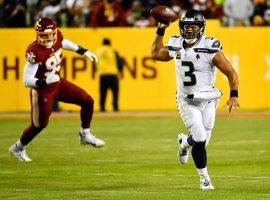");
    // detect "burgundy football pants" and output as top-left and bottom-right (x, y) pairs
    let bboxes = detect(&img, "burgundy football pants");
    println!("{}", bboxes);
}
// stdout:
(20, 78), (94, 145)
